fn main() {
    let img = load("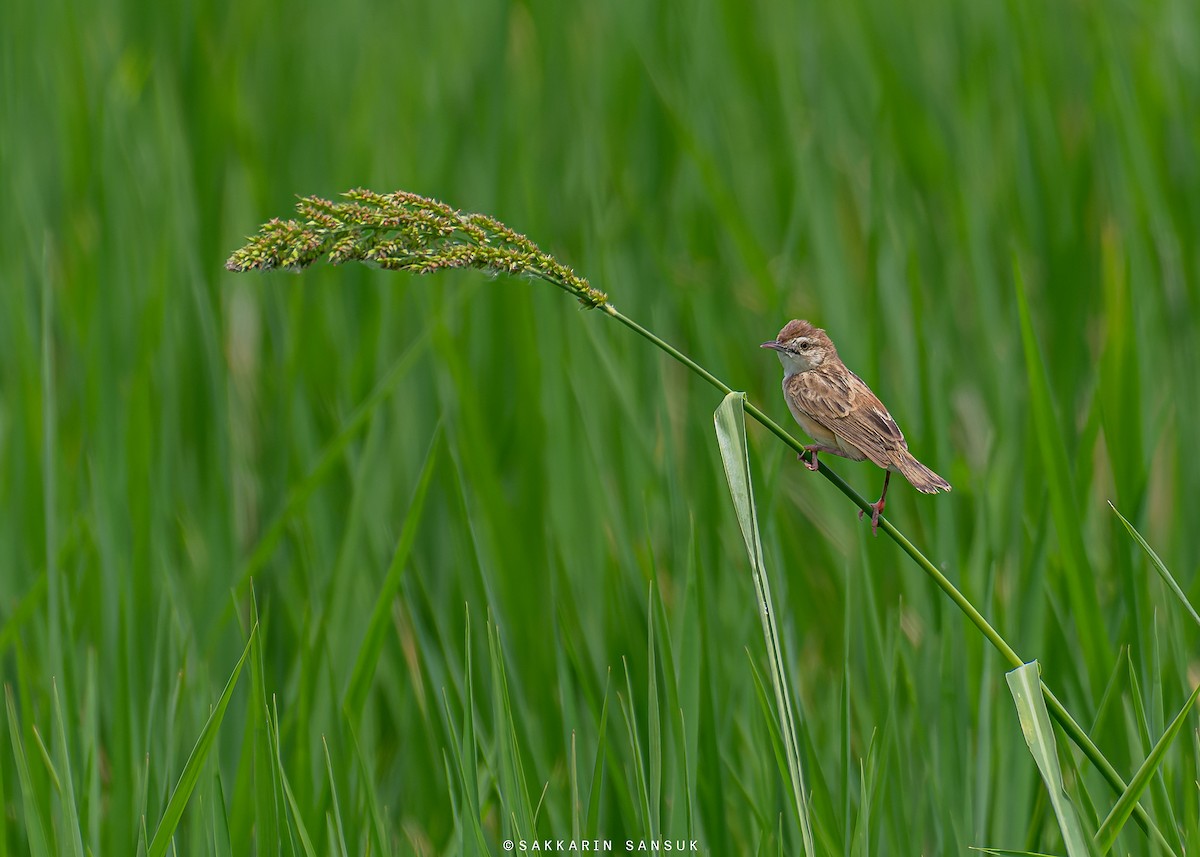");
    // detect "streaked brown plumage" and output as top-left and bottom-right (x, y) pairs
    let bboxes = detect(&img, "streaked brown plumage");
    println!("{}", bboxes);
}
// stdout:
(762, 319), (950, 534)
